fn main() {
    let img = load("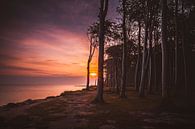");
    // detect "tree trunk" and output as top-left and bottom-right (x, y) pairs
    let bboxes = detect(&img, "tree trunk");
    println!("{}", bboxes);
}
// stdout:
(181, 1), (188, 97)
(154, 29), (158, 92)
(86, 60), (90, 90)
(139, 1), (149, 97)
(148, 22), (153, 94)
(174, 0), (178, 88)
(86, 35), (96, 90)
(148, 49), (153, 93)
(93, 0), (108, 103)
(120, 0), (127, 98)
(135, 21), (142, 91)
(161, 0), (169, 98)
(115, 60), (119, 93)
